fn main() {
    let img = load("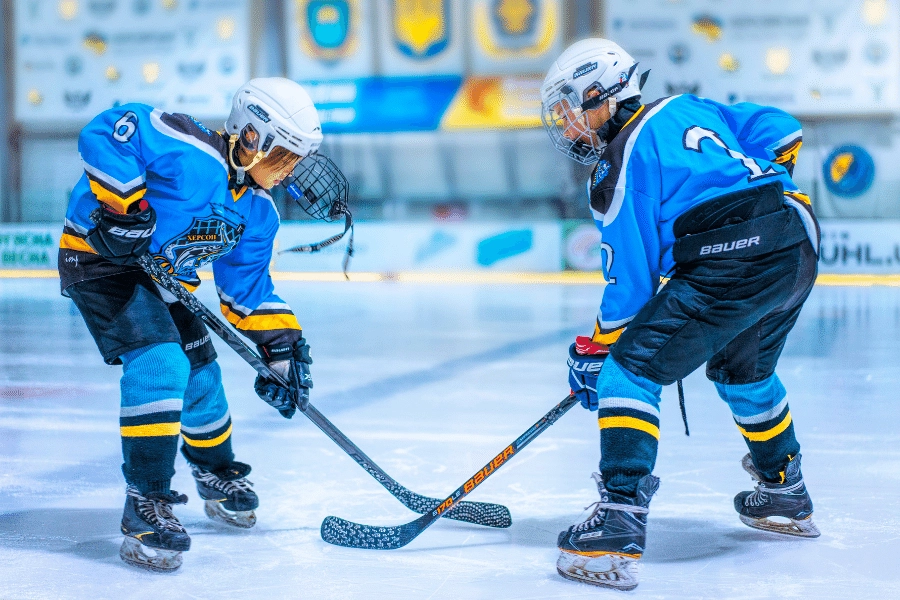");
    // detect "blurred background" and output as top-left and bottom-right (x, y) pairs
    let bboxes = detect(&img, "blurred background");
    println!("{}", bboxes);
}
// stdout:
(1, 0), (899, 274)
